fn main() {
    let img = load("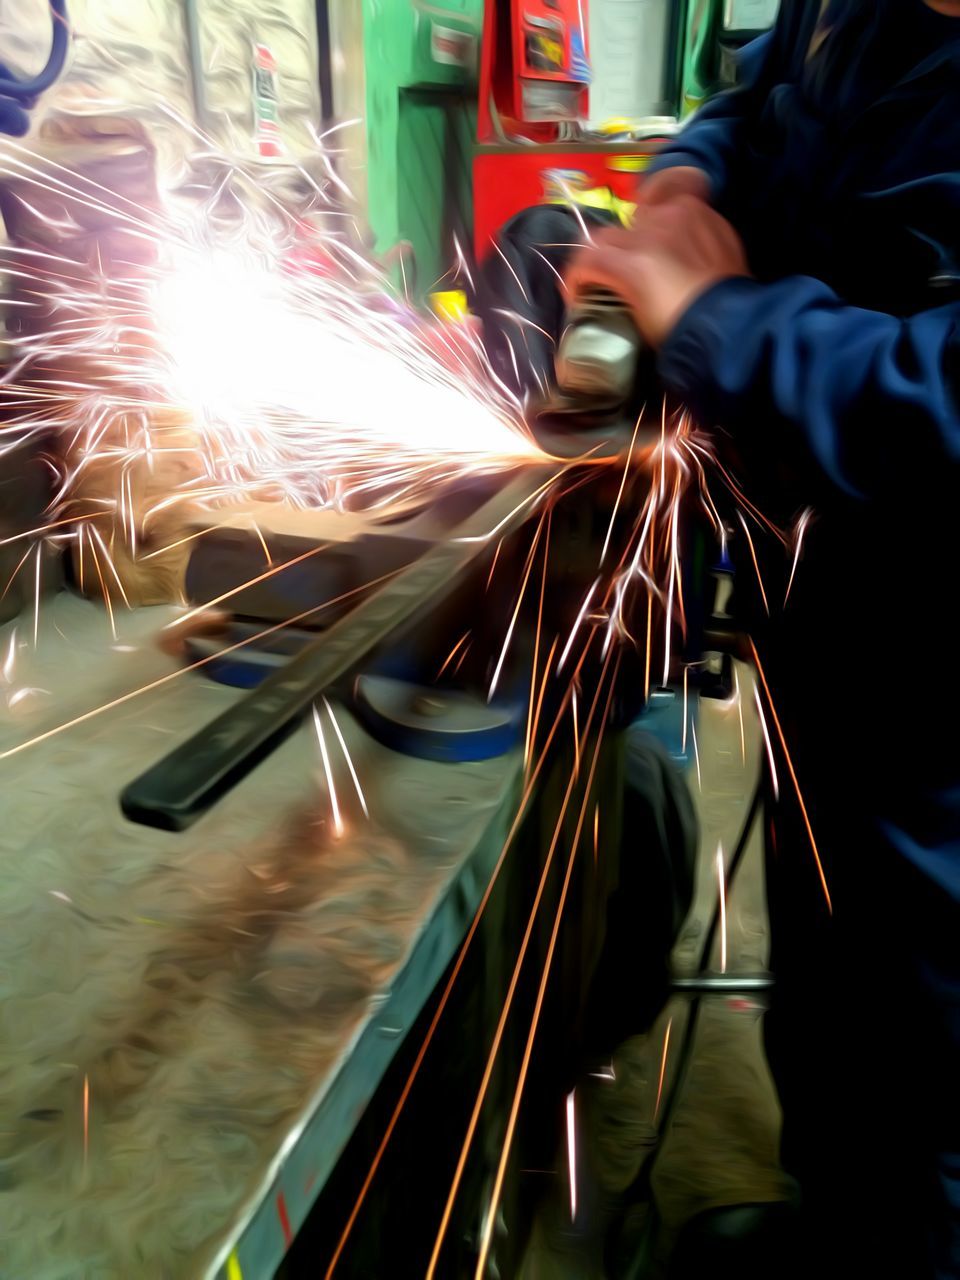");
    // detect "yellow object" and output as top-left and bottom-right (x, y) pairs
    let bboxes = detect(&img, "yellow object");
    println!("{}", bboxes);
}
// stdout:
(607, 154), (653, 174)
(546, 184), (636, 228)
(429, 289), (470, 324)
(597, 117), (634, 136)
(227, 1252), (243, 1280)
